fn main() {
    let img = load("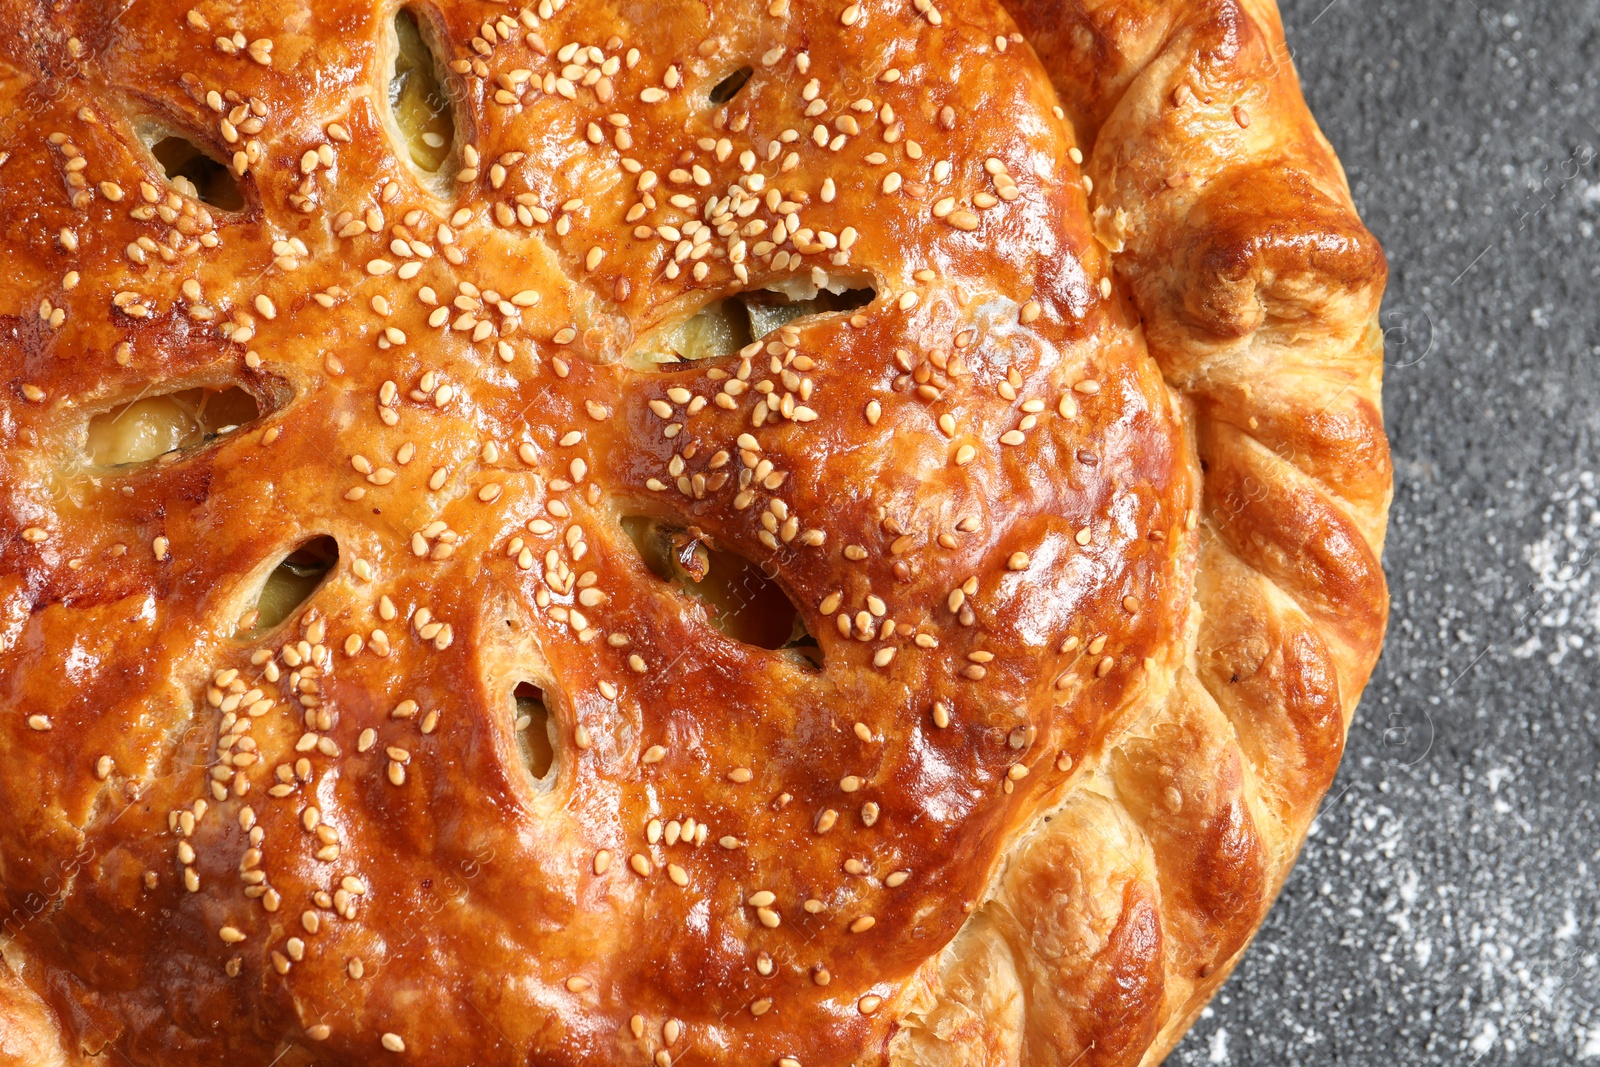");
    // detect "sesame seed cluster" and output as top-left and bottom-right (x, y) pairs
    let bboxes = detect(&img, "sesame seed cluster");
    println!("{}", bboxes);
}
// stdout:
(0, 0), (1389, 1064)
